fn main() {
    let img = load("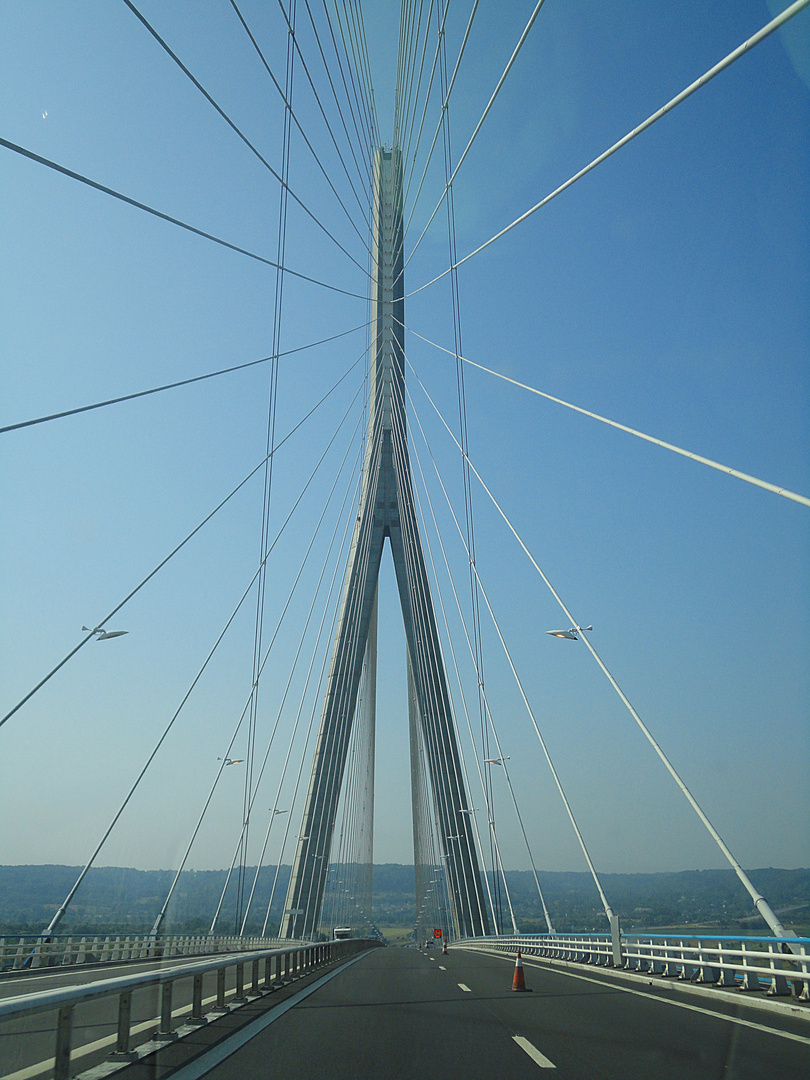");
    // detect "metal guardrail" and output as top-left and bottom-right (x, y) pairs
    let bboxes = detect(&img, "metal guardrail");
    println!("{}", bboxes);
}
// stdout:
(0, 933), (293, 971)
(0, 938), (375, 1080)
(454, 932), (810, 1001)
